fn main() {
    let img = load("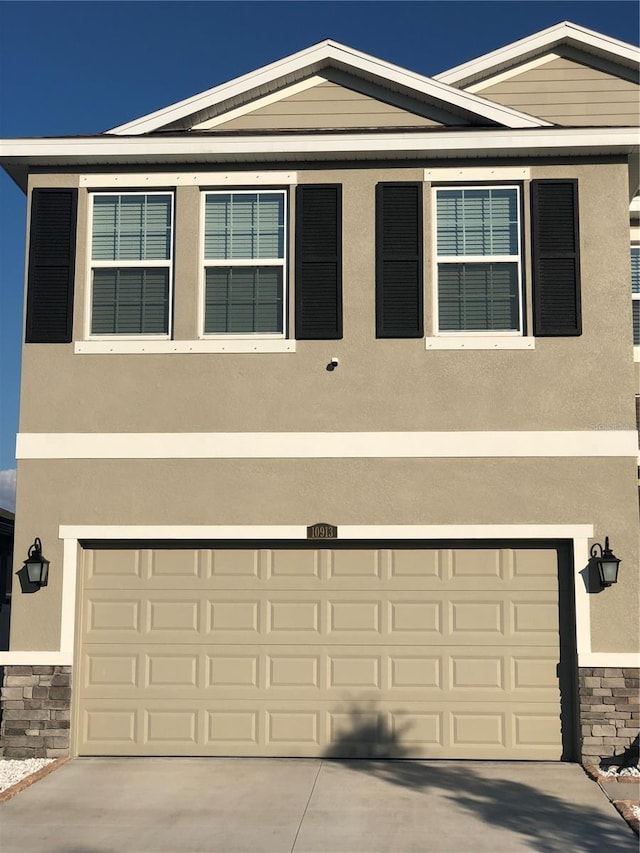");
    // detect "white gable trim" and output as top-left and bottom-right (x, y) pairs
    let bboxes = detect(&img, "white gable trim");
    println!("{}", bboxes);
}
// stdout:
(108, 39), (549, 135)
(435, 21), (640, 87)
